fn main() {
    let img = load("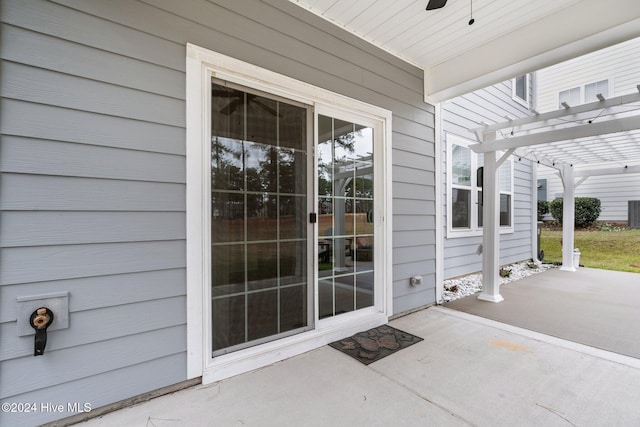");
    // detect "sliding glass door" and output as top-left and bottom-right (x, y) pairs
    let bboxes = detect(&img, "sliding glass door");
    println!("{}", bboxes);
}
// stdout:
(210, 80), (312, 355)
(209, 80), (380, 356)
(317, 115), (375, 319)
